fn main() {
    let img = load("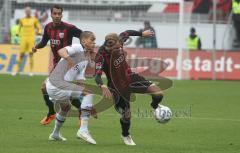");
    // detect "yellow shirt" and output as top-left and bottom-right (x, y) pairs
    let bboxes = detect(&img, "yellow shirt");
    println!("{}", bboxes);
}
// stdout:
(18, 17), (42, 39)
